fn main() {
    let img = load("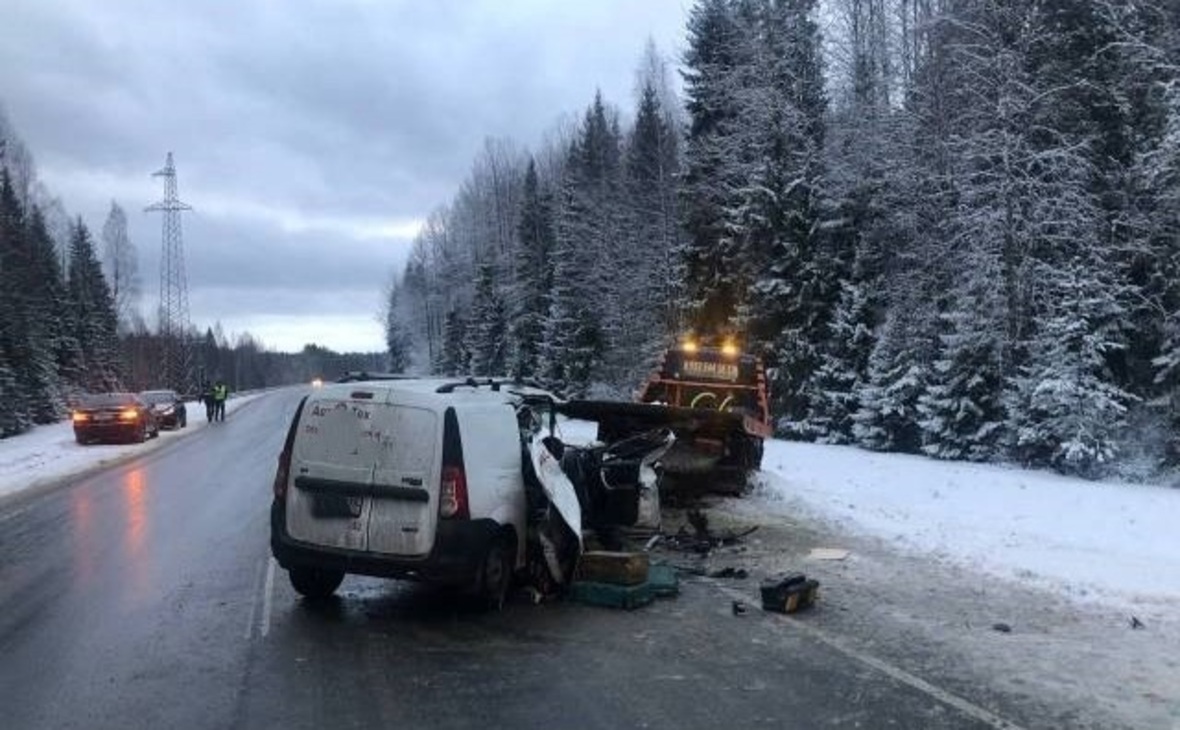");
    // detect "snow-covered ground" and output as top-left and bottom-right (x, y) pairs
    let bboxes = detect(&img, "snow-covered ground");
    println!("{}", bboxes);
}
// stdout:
(557, 418), (1180, 610)
(756, 440), (1180, 611)
(0, 393), (267, 503)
